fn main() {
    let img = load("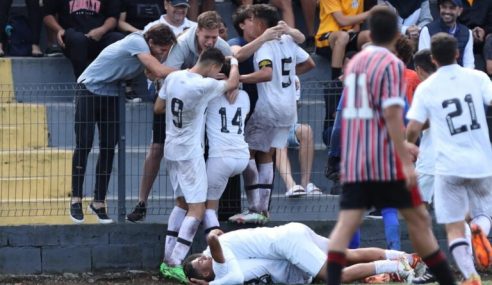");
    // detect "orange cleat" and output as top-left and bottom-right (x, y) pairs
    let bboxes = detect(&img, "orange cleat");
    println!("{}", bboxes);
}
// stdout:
(461, 273), (482, 285)
(470, 224), (492, 269)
